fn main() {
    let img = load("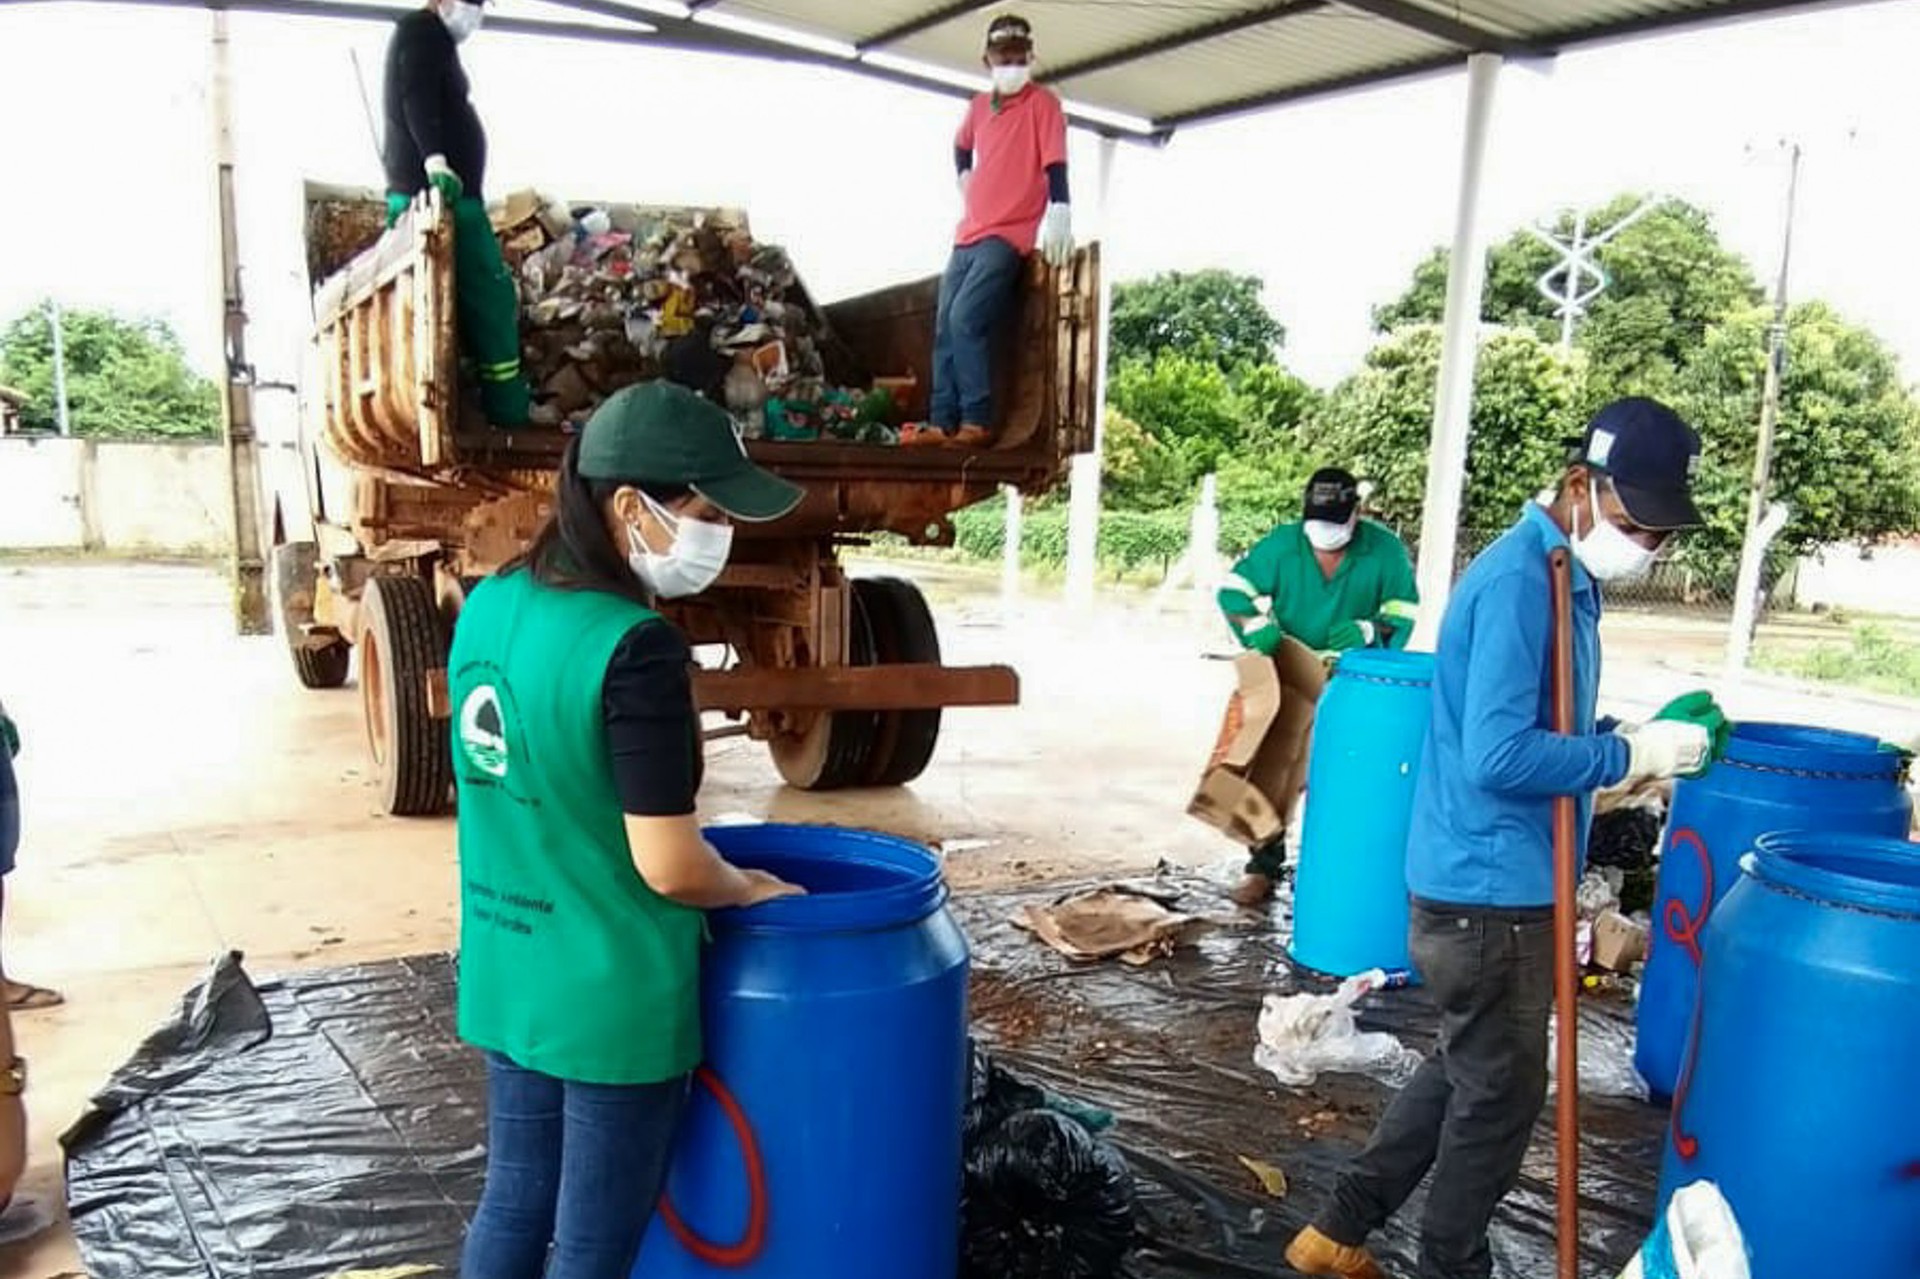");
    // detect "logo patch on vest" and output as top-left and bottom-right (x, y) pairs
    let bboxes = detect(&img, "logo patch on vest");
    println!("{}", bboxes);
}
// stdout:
(459, 685), (510, 778)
